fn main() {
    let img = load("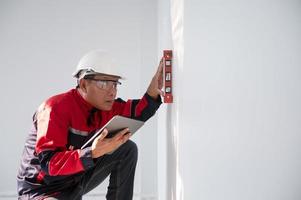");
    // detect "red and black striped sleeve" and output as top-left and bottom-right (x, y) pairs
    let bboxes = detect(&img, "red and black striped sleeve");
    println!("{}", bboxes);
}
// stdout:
(35, 101), (94, 176)
(114, 93), (162, 121)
